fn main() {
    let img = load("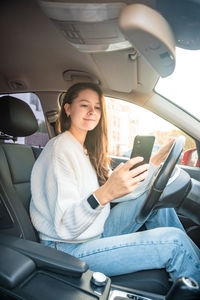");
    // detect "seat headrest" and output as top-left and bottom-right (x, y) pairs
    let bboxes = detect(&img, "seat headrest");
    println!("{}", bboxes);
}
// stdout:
(0, 96), (38, 137)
